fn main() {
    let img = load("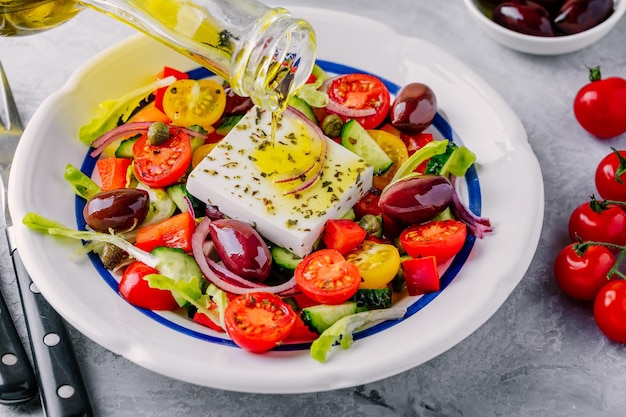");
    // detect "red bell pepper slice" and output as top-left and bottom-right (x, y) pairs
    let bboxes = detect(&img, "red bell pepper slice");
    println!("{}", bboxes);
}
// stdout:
(192, 311), (224, 332)
(154, 66), (189, 112)
(135, 211), (196, 253)
(96, 157), (132, 191)
(322, 219), (367, 255)
(401, 256), (440, 296)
